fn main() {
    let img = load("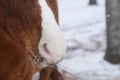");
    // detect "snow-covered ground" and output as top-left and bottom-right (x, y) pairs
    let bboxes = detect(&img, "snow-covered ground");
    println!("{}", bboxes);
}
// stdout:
(33, 0), (120, 80)
(57, 0), (120, 80)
